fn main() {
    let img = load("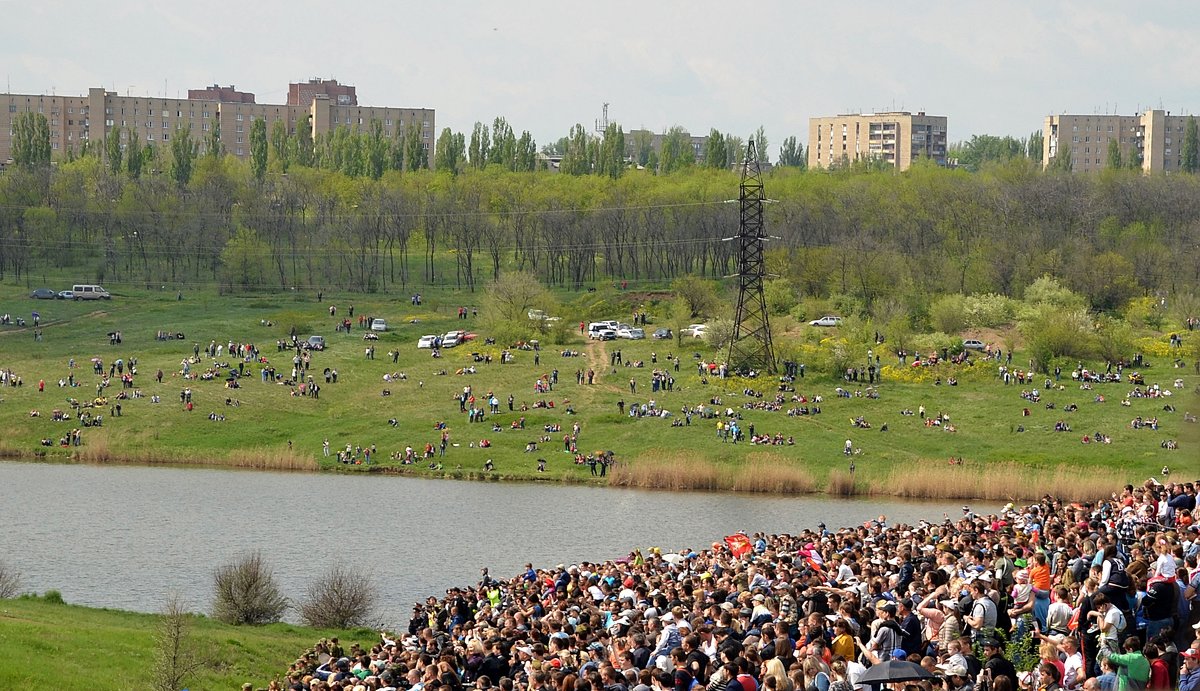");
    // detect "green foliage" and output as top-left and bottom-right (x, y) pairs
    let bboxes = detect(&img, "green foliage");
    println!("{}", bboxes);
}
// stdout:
(1106, 138), (1122, 169)
(951, 134), (1028, 168)
(764, 278), (798, 315)
(963, 293), (1017, 328)
(170, 125), (197, 187)
(1023, 276), (1086, 311)
(269, 119), (291, 172)
(704, 129), (727, 169)
(296, 115), (314, 167)
(1027, 130), (1044, 160)
(434, 127), (465, 174)
(1021, 306), (1094, 372)
(1048, 142), (1072, 172)
(930, 293), (968, 333)
(670, 275), (720, 318)
(250, 118), (268, 183)
(660, 126), (695, 173)
(704, 317), (734, 350)
(220, 227), (271, 291)
(481, 271), (551, 345)
(596, 124), (626, 179)
(778, 136), (805, 168)
(1093, 315), (1134, 363)
(1184, 115), (1199, 174)
(560, 124), (593, 176)
(106, 126), (123, 175)
(11, 112), (51, 168)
